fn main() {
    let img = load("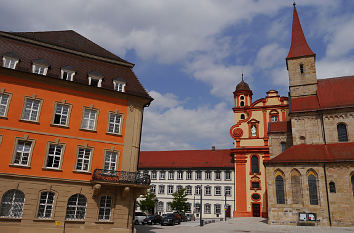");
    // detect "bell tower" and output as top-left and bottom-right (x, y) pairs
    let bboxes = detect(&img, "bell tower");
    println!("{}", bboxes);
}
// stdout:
(286, 3), (317, 98)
